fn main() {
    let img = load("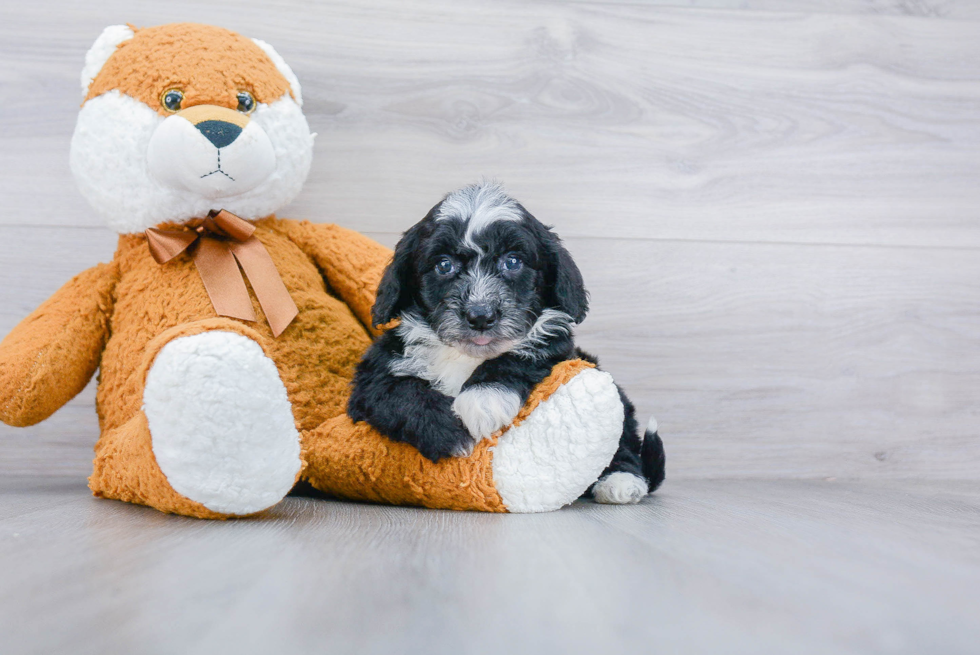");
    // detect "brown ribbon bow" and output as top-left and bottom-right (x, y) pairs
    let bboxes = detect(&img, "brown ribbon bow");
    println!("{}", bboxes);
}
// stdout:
(145, 210), (298, 337)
